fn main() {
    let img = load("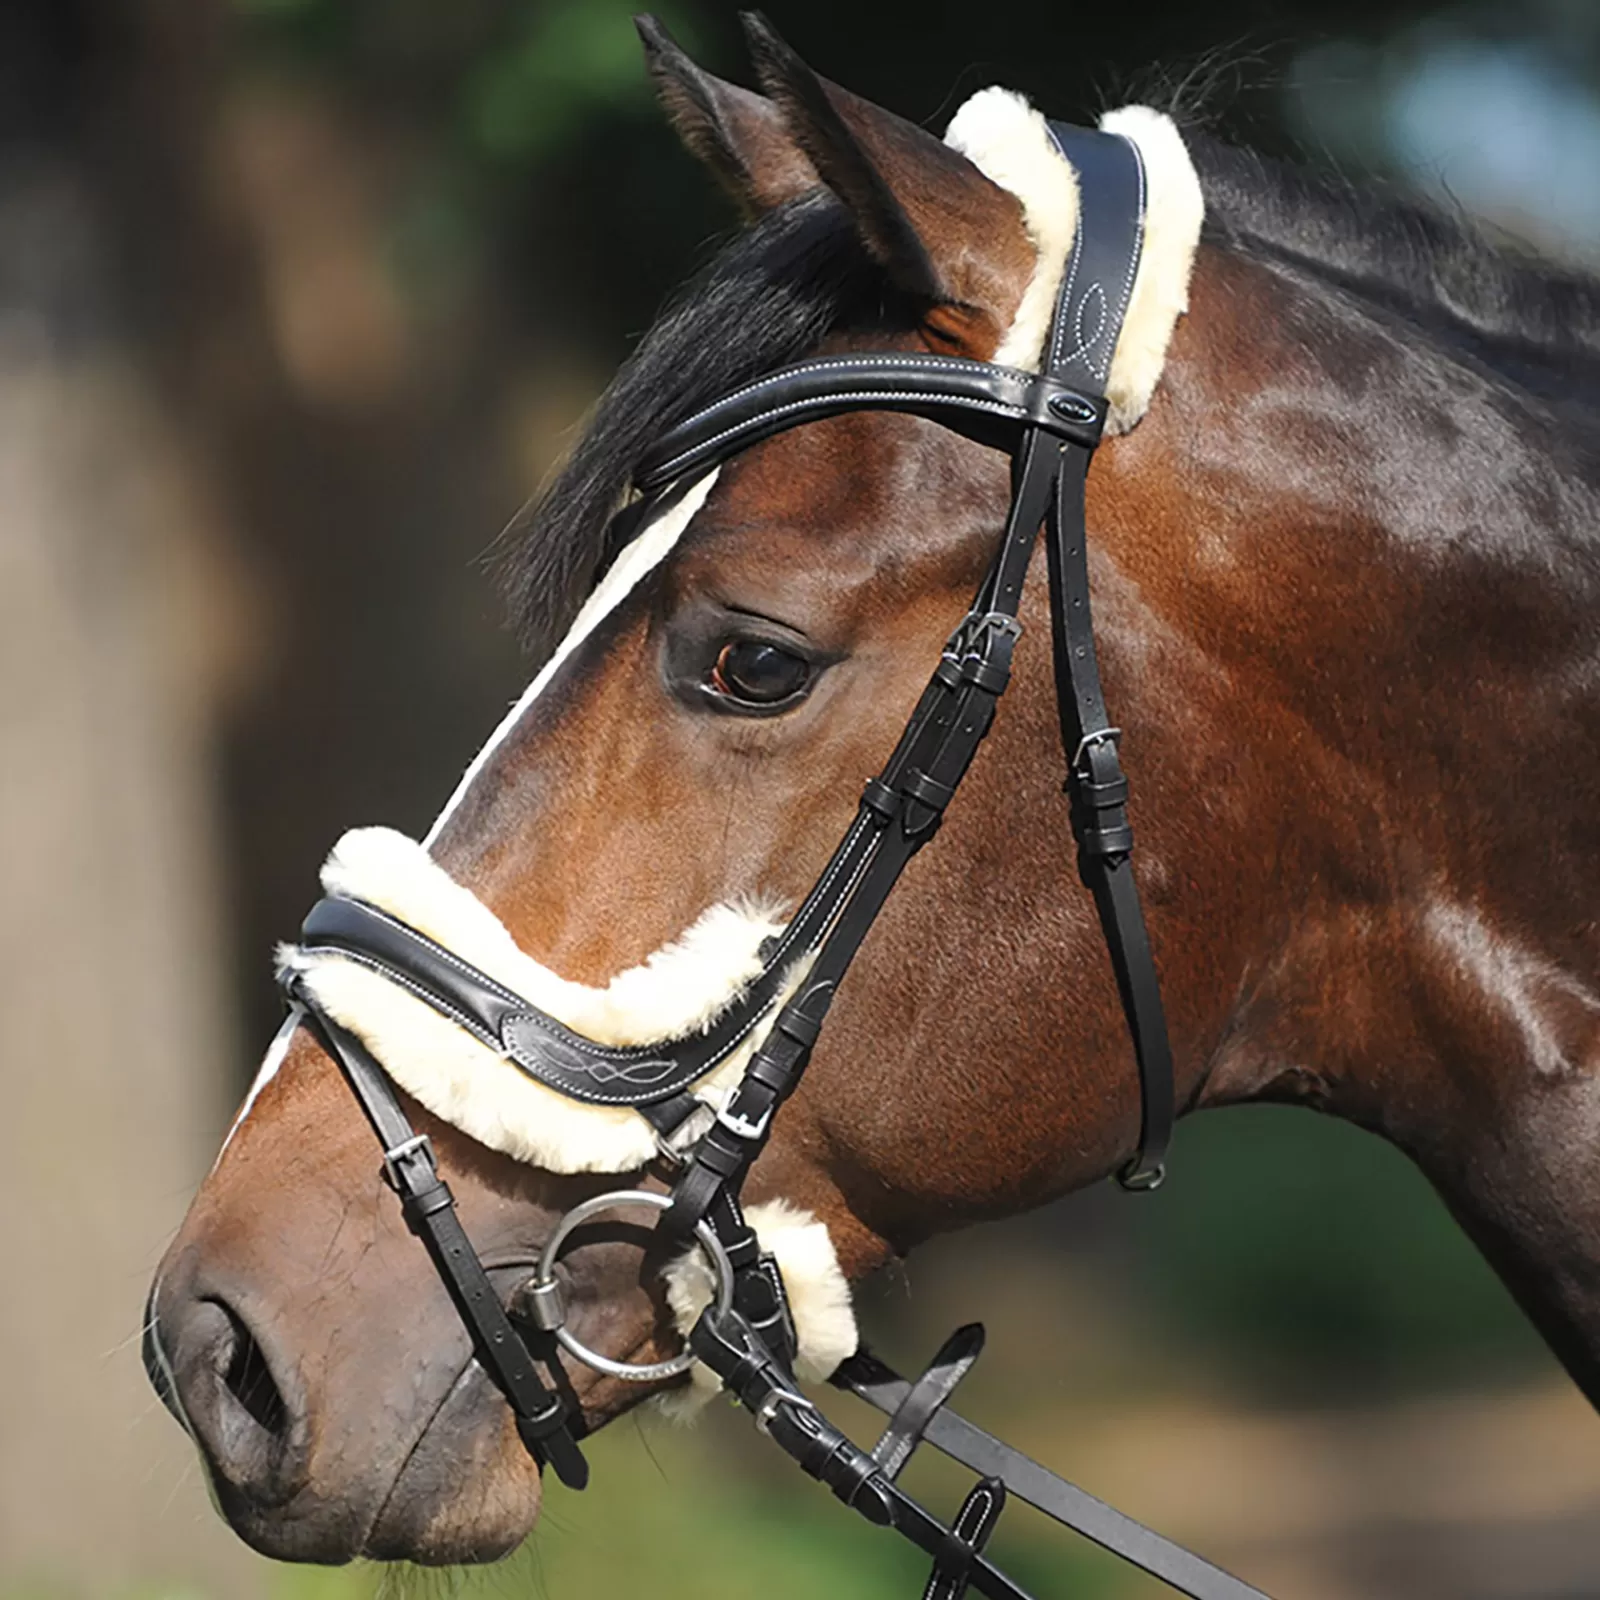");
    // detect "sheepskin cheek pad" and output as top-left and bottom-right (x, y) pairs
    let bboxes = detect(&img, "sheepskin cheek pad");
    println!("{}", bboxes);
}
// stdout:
(266, 92), (1202, 1400)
